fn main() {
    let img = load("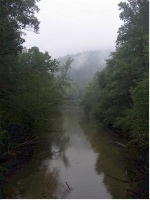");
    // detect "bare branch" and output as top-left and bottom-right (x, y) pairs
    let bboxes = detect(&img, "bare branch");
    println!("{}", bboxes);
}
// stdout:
(0, 138), (38, 158)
